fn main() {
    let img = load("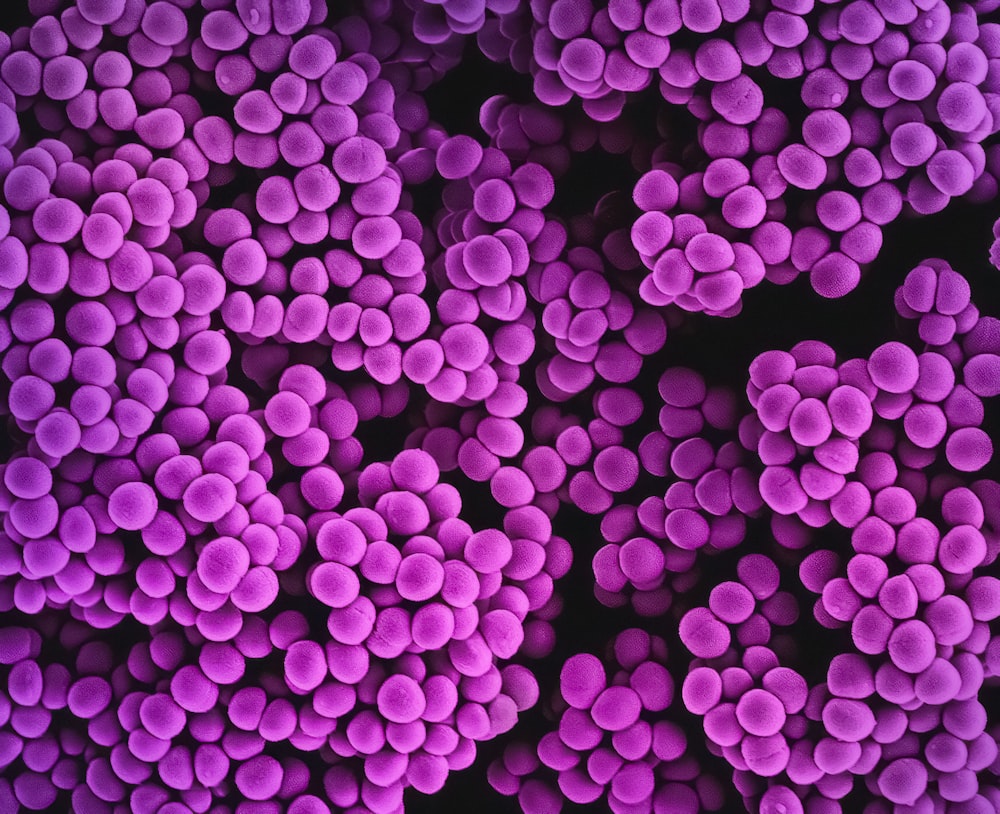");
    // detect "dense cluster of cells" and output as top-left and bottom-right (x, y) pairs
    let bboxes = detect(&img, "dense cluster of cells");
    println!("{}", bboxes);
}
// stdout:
(0, 0), (999, 813)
